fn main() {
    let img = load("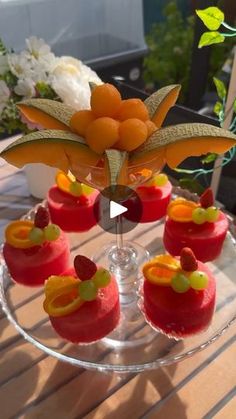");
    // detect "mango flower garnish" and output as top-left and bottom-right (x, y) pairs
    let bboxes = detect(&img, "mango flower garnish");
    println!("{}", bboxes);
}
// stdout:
(1, 83), (236, 188)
